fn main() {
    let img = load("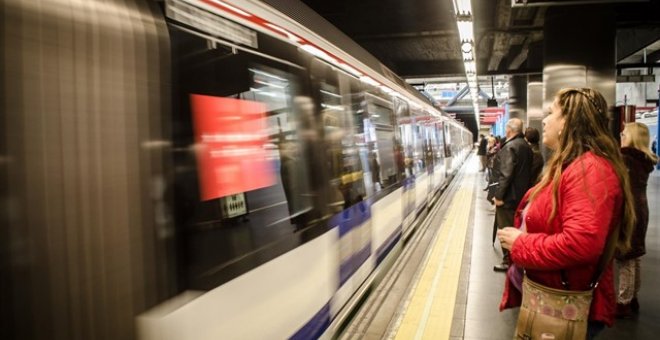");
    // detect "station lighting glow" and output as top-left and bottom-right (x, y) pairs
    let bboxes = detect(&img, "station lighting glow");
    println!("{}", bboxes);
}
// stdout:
(457, 21), (474, 42)
(452, 0), (479, 125)
(359, 76), (380, 87)
(209, 0), (252, 17)
(380, 85), (394, 94)
(338, 63), (362, 77)
(454, 0), (473, 16)
(265, 23), (303, 43)
(301, 44), (337, 64)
